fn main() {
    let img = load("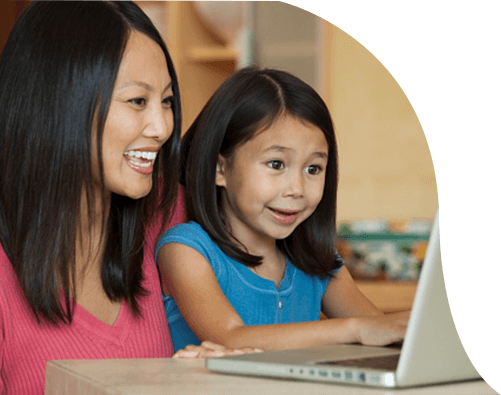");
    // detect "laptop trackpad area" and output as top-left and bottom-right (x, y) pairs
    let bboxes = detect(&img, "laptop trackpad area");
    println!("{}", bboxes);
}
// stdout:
(317, 354), (400, 371)
(301, 344), (401, 366)
(223, 344), (401, 366)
